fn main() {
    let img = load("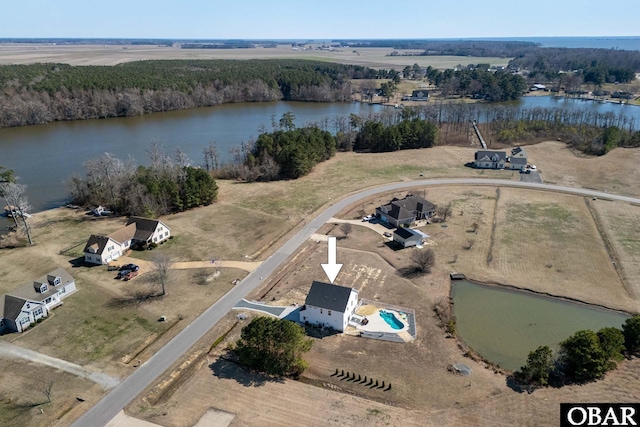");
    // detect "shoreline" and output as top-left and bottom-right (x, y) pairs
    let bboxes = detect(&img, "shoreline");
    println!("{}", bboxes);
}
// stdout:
(450, 275), (636, 316)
